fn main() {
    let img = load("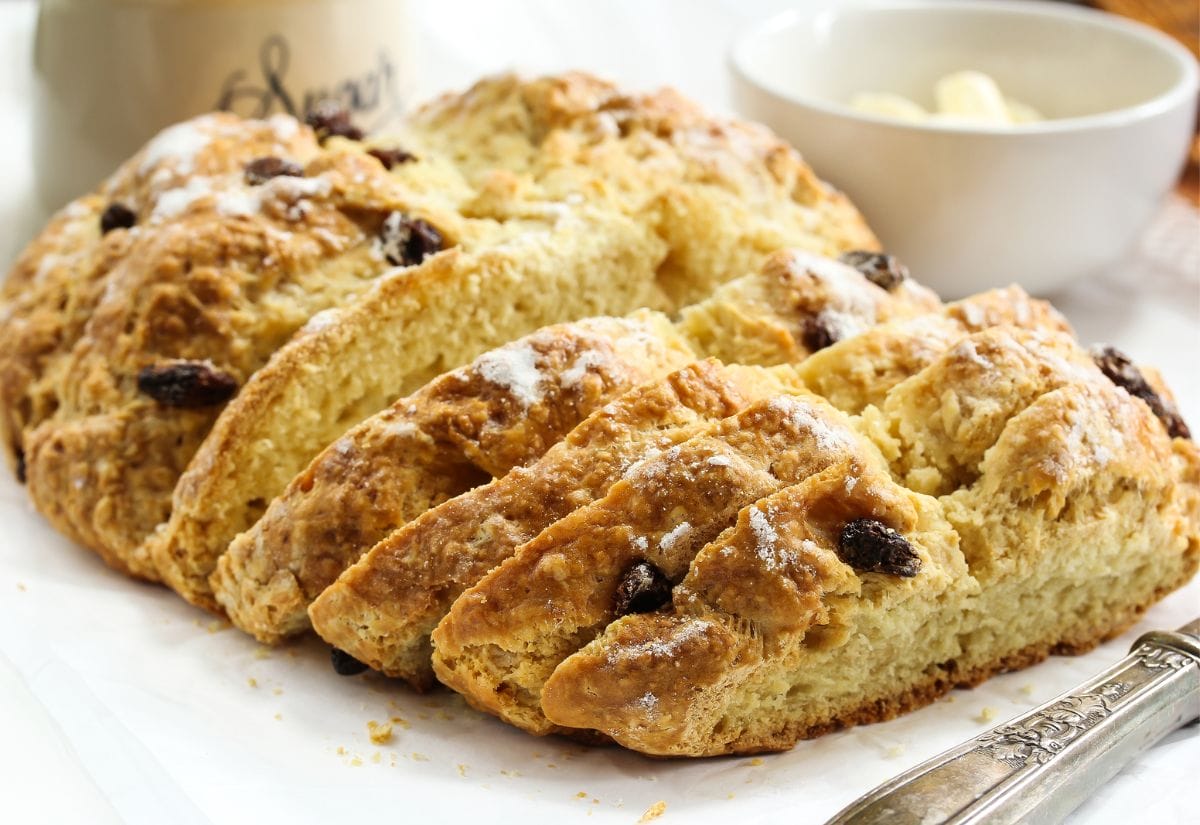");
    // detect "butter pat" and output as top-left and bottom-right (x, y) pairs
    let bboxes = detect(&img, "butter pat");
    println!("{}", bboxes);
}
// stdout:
(852, 70), (1043, 126)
